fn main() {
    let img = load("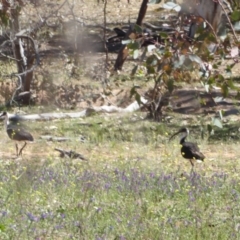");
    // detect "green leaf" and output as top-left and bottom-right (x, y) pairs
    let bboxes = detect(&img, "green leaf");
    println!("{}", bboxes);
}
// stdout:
(225, 65), (232, 74)
(213, 97), (223, 103)
(173, 55), (185, 68)
(135, 91), (141, 105)
(146, 65), (156, 74)
(0, 224), (6, 231)
(163, 2), (181, 12)
(164, 51), (172, 58)
(212, 118), (223, 128)
(221, 84), (229, 98)
(0, 14), (9, 26)
(189, 54), (204, 65)
(133, 49), (139, 59)
(122, 39), (132, 45)
(130, 86), (137, 98)
(200, 127), (204, 140)
(155, 74), (162, 84)
(228, 79), (237, 90)
(130, 86), (141, 105)
(206, 33), (216, 42)
(159, 32), (168, 38)
(219, 110), (224, 120)
(166, 79), (174, 93)
(218, 74), (225, 81)
(134, 24), (143, 34)
(207, 77), (215, 85)
(204, 84), (210, 93)
(231, 10), (240, 22)
(162, 72), (169, 82)
(148, 0), (162, 4)
(146, 55), (158, 66)
(128, 41), (140, 50)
